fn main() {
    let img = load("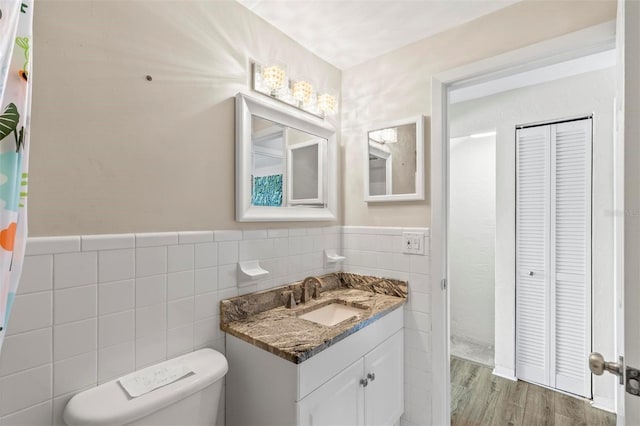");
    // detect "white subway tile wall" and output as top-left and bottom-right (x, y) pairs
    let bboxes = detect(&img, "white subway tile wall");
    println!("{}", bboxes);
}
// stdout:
(0, 226), (344, 425)
(342, 226), (432, 426)
(0, 226), (430, 425)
